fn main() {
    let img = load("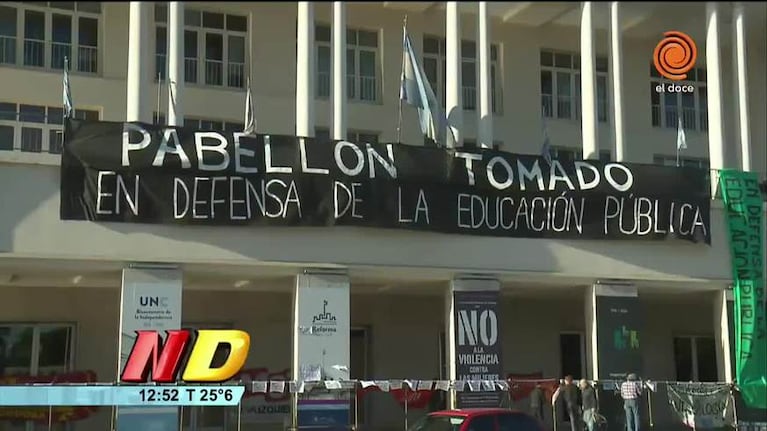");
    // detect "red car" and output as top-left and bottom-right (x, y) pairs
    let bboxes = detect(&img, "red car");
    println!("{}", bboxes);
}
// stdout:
(408, 408), (545, 431)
